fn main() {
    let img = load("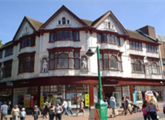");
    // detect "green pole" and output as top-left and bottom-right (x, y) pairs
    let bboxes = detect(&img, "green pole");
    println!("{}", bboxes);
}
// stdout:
(95, 46), (107, 120)
(96, 46), (103, 100)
